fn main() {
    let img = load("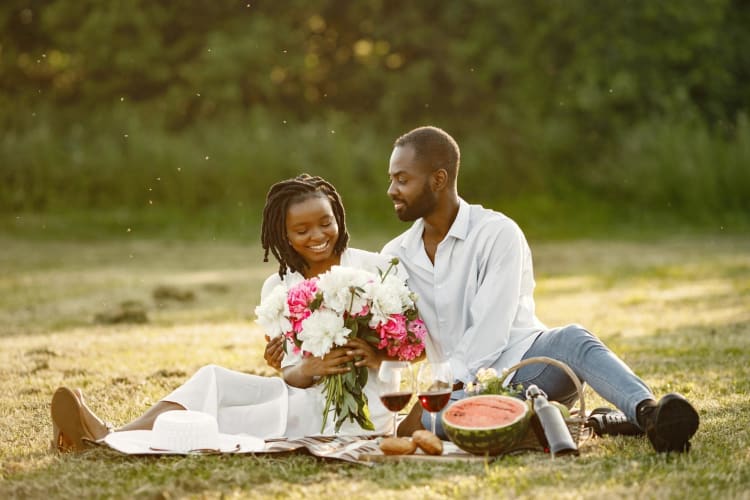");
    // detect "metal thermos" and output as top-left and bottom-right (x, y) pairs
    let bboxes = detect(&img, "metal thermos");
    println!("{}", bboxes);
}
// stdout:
(526, 384), (578, 458)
